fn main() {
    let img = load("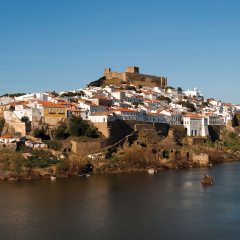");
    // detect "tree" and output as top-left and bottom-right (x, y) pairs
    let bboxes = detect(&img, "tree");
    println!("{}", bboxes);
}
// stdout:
(201, 102), (208, 108)
(33, 128), (45, 138)
(133, 102), (139, 108)
(0, 117), (5, 134)
(54, 122), (68, 140)
(177, 101), (195, 112)
(177, 87), (182, 93)
(158, 95), (171, 103)
(21, 116), (29, 122)
(77, 91), (85, 97)
(229, 132), (237, 140)
(51, 91), (59, 97)
(68, 115), (97, 138)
